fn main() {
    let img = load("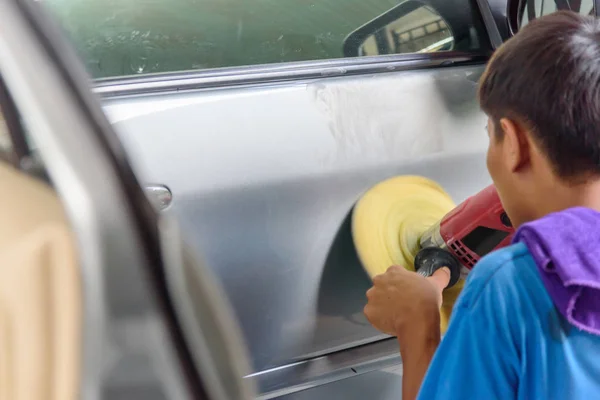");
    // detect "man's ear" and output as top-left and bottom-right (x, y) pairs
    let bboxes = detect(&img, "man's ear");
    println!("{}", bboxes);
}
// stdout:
(499, 117), (531, 173)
